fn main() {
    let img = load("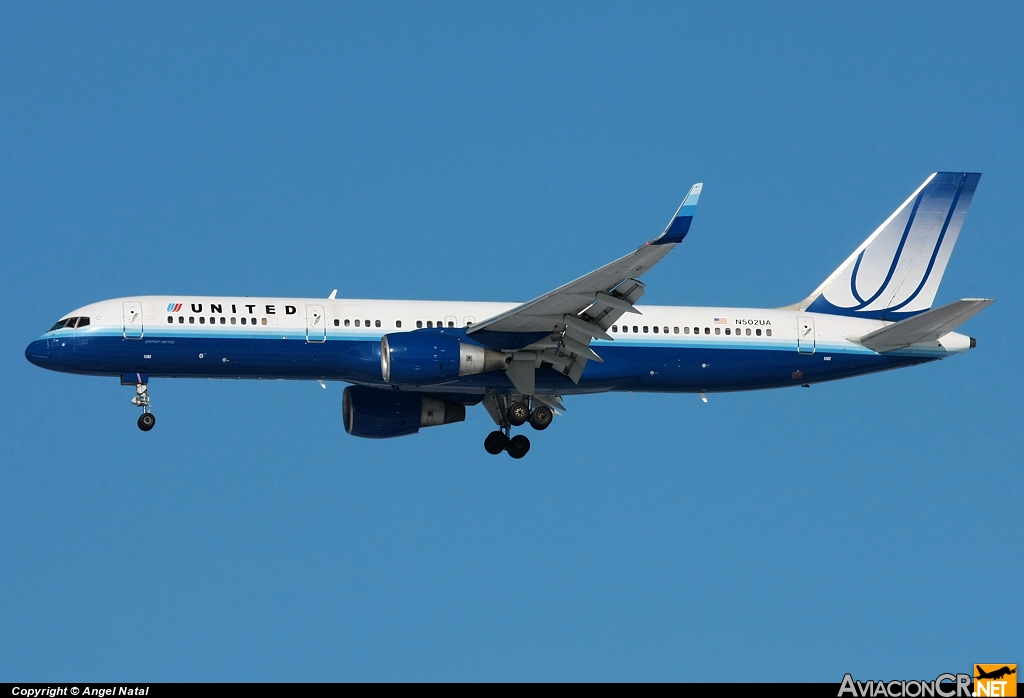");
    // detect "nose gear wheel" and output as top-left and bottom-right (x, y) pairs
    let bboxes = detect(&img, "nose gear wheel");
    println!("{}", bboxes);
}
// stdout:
(131, 383), (156, 431)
